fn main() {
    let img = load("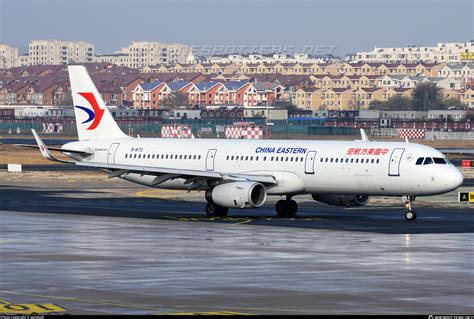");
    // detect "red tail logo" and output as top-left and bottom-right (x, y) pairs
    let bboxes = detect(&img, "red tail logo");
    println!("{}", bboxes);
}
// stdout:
(74, 92), (104, 130)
